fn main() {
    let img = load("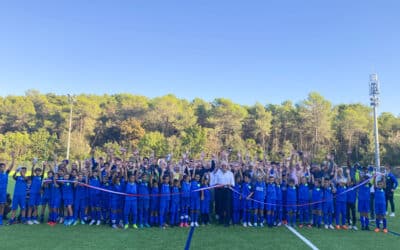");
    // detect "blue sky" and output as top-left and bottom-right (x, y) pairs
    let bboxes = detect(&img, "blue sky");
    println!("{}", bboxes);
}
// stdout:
(0, 1), (399, 114)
